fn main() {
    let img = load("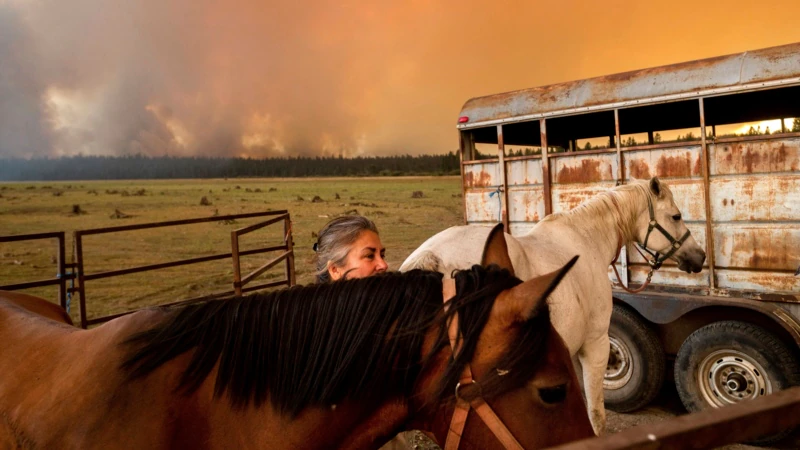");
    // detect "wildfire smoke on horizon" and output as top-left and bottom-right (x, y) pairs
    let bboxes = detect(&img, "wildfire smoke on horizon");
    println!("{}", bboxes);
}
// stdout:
(1, 0), (799, 159)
